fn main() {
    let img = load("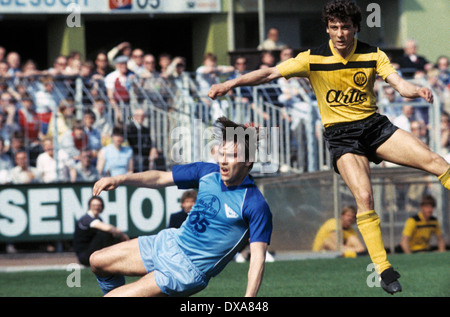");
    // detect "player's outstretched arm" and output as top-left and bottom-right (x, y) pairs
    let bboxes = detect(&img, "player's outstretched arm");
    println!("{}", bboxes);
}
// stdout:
(93, 170), (175, 196)
(386, 73), (434, 103)
(208, 66), (282, 100)
(244, 242), (268, 297)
